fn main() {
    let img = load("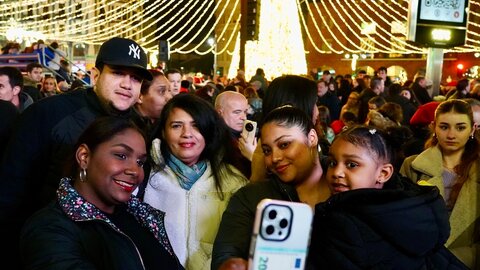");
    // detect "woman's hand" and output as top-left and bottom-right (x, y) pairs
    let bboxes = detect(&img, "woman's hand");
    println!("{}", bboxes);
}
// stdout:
(238, 135), (257, 161)
(249, 140), (268, 182)
(218, 258), (248, 270)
